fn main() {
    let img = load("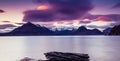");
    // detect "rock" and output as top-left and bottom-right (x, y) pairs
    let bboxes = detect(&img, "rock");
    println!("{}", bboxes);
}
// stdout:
(37, 59), (50, 61)
(19, 52), (90, 61)
(20, 57), (35, 61)
(44, 51), (89, 61)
